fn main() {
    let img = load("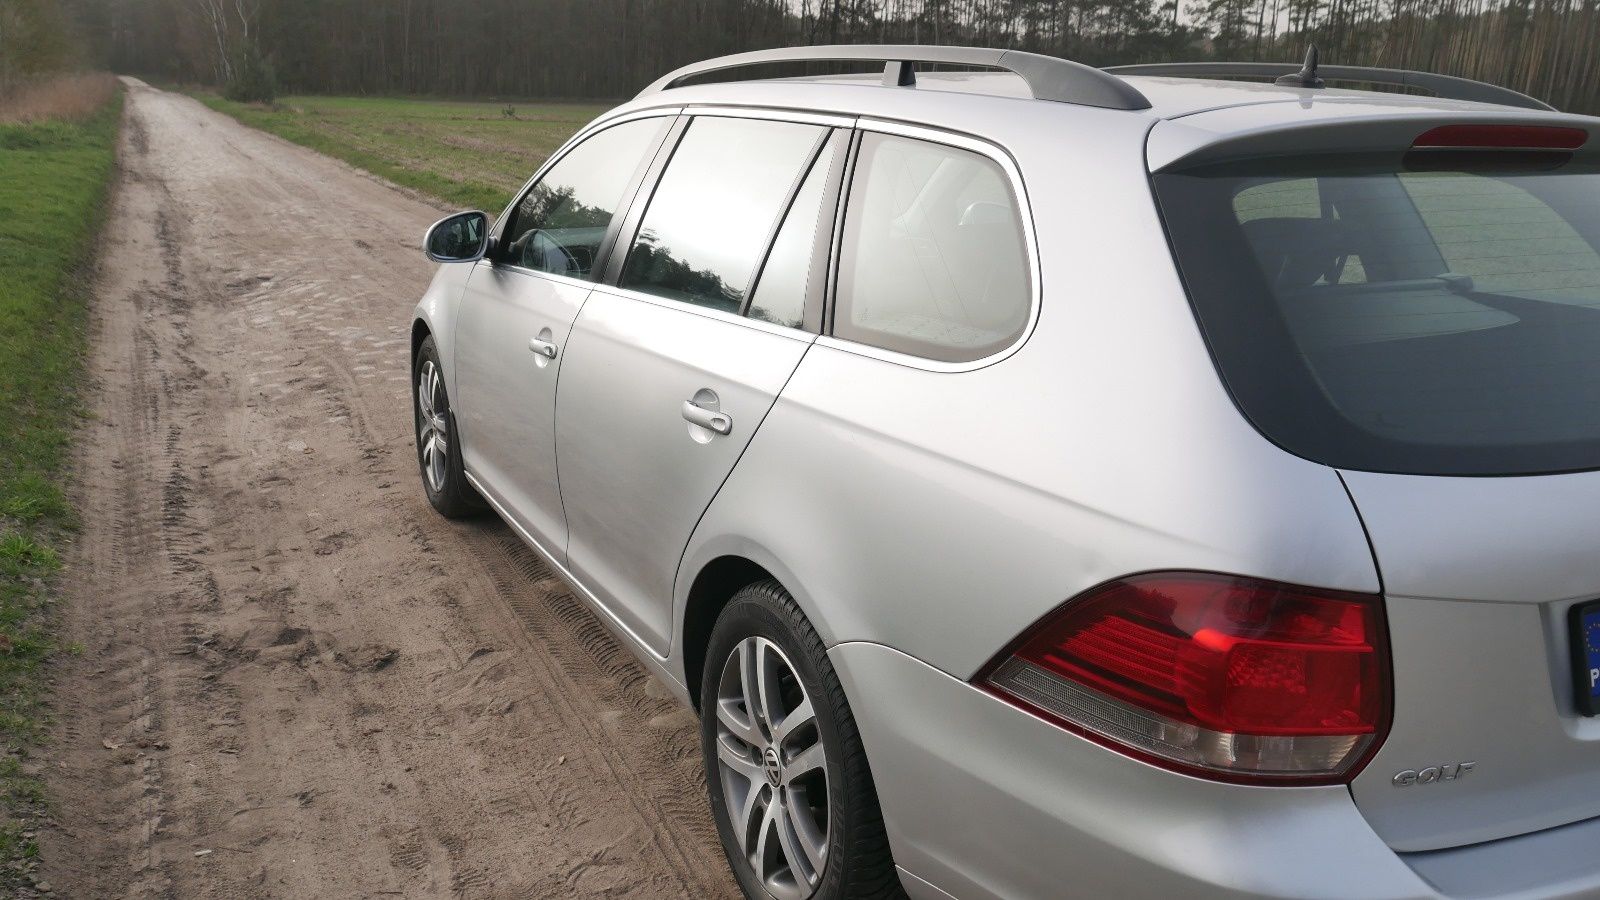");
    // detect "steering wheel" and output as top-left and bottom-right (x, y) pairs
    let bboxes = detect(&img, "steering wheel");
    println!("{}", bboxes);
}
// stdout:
(512, 229), (580, 275)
